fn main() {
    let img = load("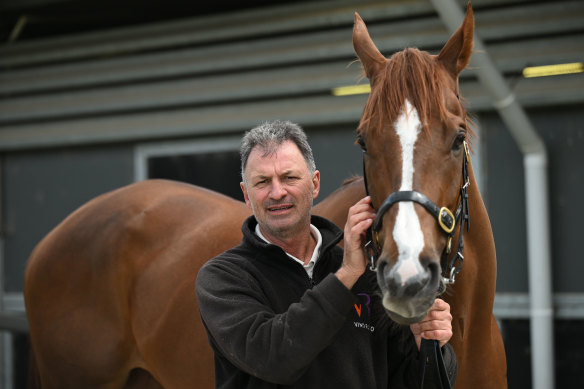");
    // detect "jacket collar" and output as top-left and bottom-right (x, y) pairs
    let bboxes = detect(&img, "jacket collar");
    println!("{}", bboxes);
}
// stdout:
(241, 214), (344, 257)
